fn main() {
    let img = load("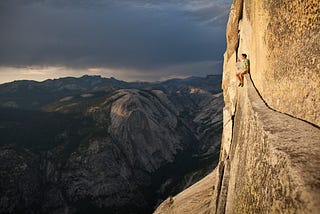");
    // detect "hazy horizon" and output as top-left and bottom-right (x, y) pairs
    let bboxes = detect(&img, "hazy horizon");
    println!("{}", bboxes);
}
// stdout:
(0, 71), (223, 85)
